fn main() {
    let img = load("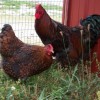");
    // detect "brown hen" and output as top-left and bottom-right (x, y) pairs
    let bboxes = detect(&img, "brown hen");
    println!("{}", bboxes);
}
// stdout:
(0, 24), (53, 80)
